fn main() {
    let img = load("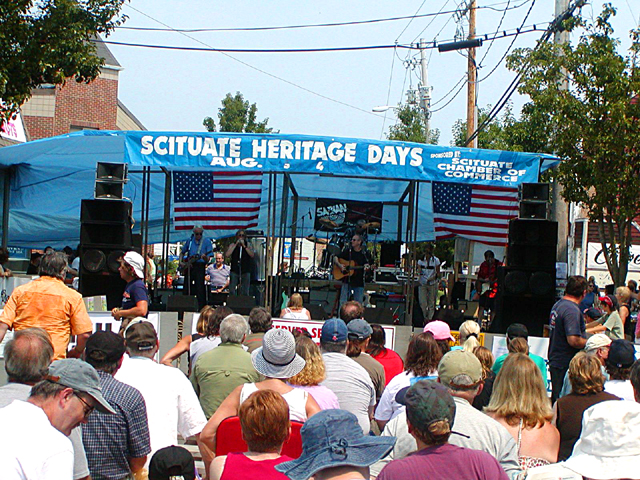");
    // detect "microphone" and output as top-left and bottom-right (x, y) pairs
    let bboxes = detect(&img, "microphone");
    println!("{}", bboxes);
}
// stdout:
(308, 209), (313, 220)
